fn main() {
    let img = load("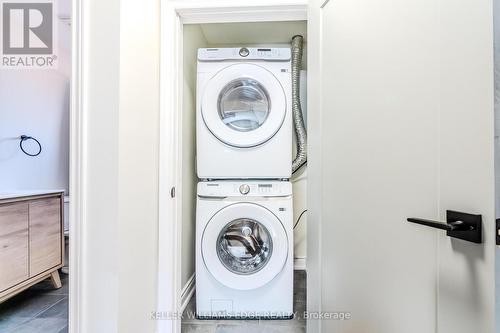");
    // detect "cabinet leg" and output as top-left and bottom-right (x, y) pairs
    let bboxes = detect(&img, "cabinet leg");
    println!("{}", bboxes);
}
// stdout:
(50, 271), (62, 289)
